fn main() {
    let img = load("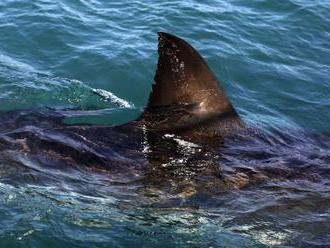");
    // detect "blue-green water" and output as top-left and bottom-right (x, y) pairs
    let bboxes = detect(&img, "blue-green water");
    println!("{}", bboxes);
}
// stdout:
(0, 1), (329, 247)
